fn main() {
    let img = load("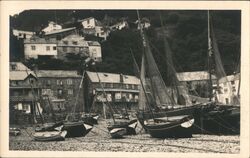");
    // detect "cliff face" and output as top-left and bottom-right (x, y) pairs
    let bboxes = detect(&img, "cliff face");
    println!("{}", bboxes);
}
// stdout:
(10, 10), (240, 76)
